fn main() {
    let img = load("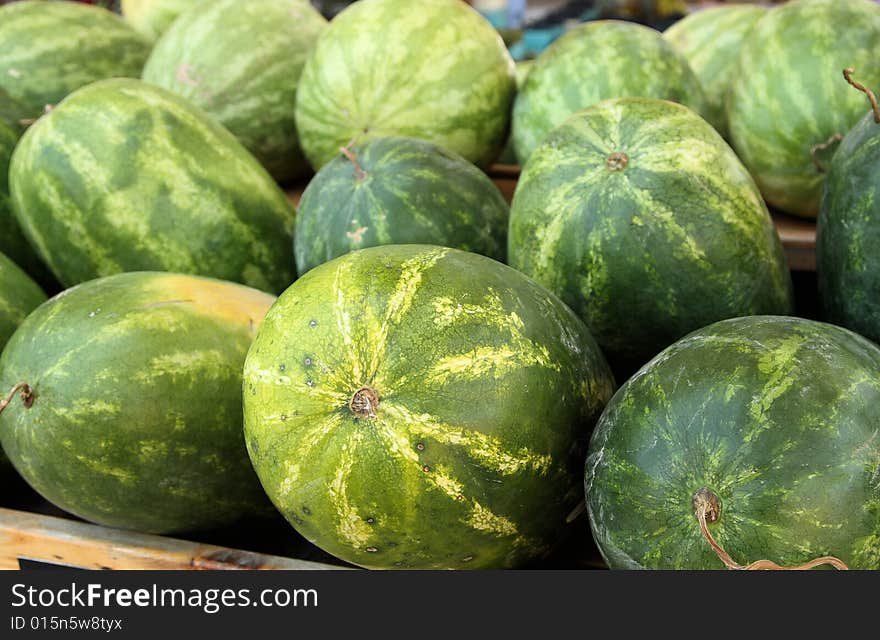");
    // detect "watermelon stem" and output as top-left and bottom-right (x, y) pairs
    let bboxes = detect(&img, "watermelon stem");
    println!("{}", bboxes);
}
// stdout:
(692, 487), (849, 571)
(843, 68), (880, 124)
(605, 152), (629, 172)
(349, 386), (379, 418)
(18, 104), (54, 129)
(0, 382), (34, 415)
(339, 146), (368, 181)
(810, 133), (844, 174)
